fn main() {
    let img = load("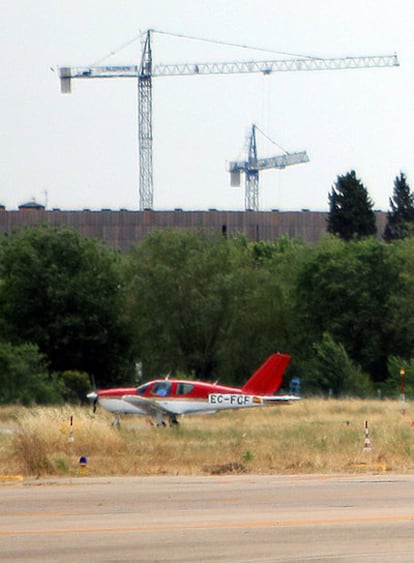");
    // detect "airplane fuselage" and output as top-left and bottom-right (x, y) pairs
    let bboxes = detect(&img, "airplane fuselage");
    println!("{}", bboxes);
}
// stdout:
(87, 353), (298, 425)
(95, 379), (257, 416)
